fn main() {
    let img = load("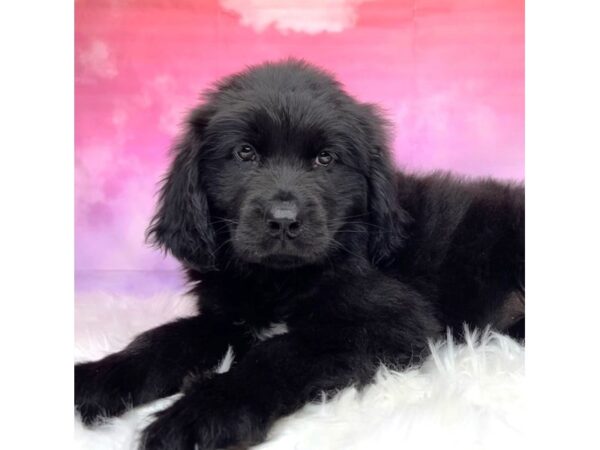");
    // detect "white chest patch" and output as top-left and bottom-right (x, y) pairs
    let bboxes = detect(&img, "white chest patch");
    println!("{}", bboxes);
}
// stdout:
(214, 345), (235, 374)
(252, 322), (289, 341)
